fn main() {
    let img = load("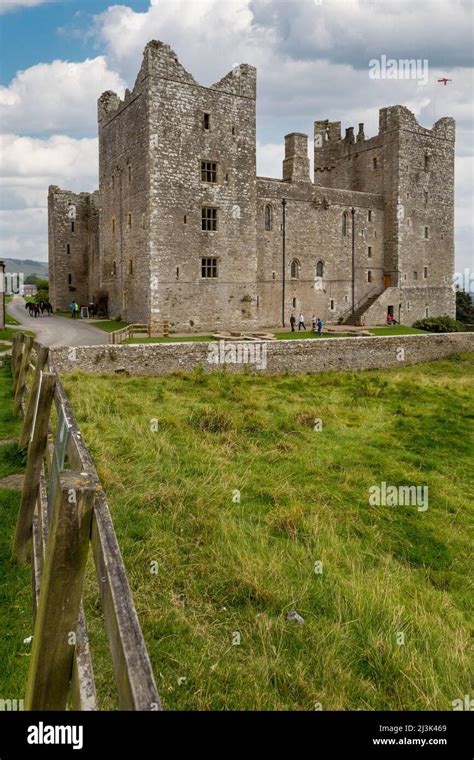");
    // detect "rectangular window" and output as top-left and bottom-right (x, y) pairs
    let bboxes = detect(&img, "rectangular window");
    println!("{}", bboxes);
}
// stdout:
(201, 207), (217, 231)
(203, 113), (210, 130)
(367, 246), (372, 258)
(367, 271), (372, 283)
(292, 297), (296, 308)
(128, 165), (131, 184)
(112, 218), (115, 235)
(112, 175), (115, 189)
(66, 244), (70, 255)
(424, 226), (429, 239)
(129, 260), (133, 275)
(71, 221), (75, 233)
(425, 306), (429, 317)
(413, 271), (418, 280)
(424, 191), (428, 205)
(201, 257), (218, 278)
(68, 274), (72, 285)
(113, 261), (117, 275)
(424, 154), (430, 170)
(330, 299), (335, 311)
(176, 267), (179, 279)
(367, 210), (372, 222)
(373, 157), (378, 169)
(183, 214), (187, 224)
(201, 161), (217, 183)
(423, 266), (428, 279)
(127, 213), (132, 229)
